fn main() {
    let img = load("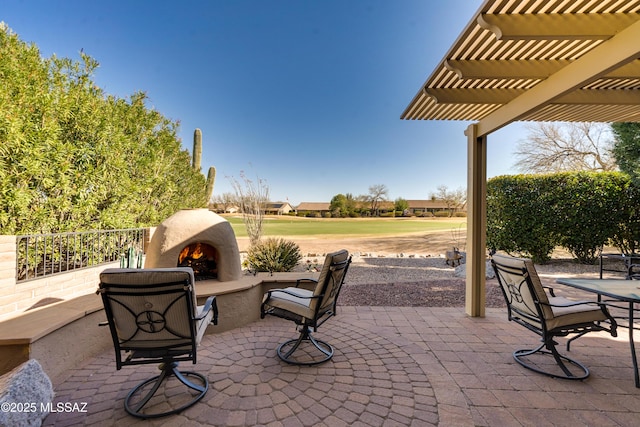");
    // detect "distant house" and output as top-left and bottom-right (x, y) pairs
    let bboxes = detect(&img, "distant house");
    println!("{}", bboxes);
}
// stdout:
(208, 203), (239, 213)
(295, 202), (331, 216)
(265, 202), (294, 215)
(406, 199), (457, 215)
